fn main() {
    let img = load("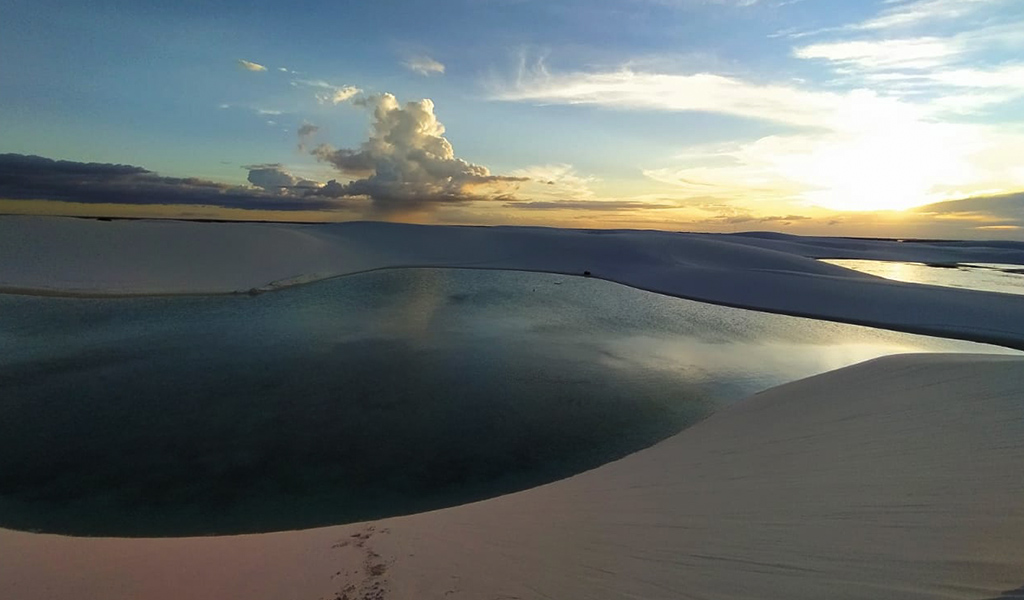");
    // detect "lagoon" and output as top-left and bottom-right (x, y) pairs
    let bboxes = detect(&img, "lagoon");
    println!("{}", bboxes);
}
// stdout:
(0, 268), (1014, 537)
(822, 258), (1024, 296)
